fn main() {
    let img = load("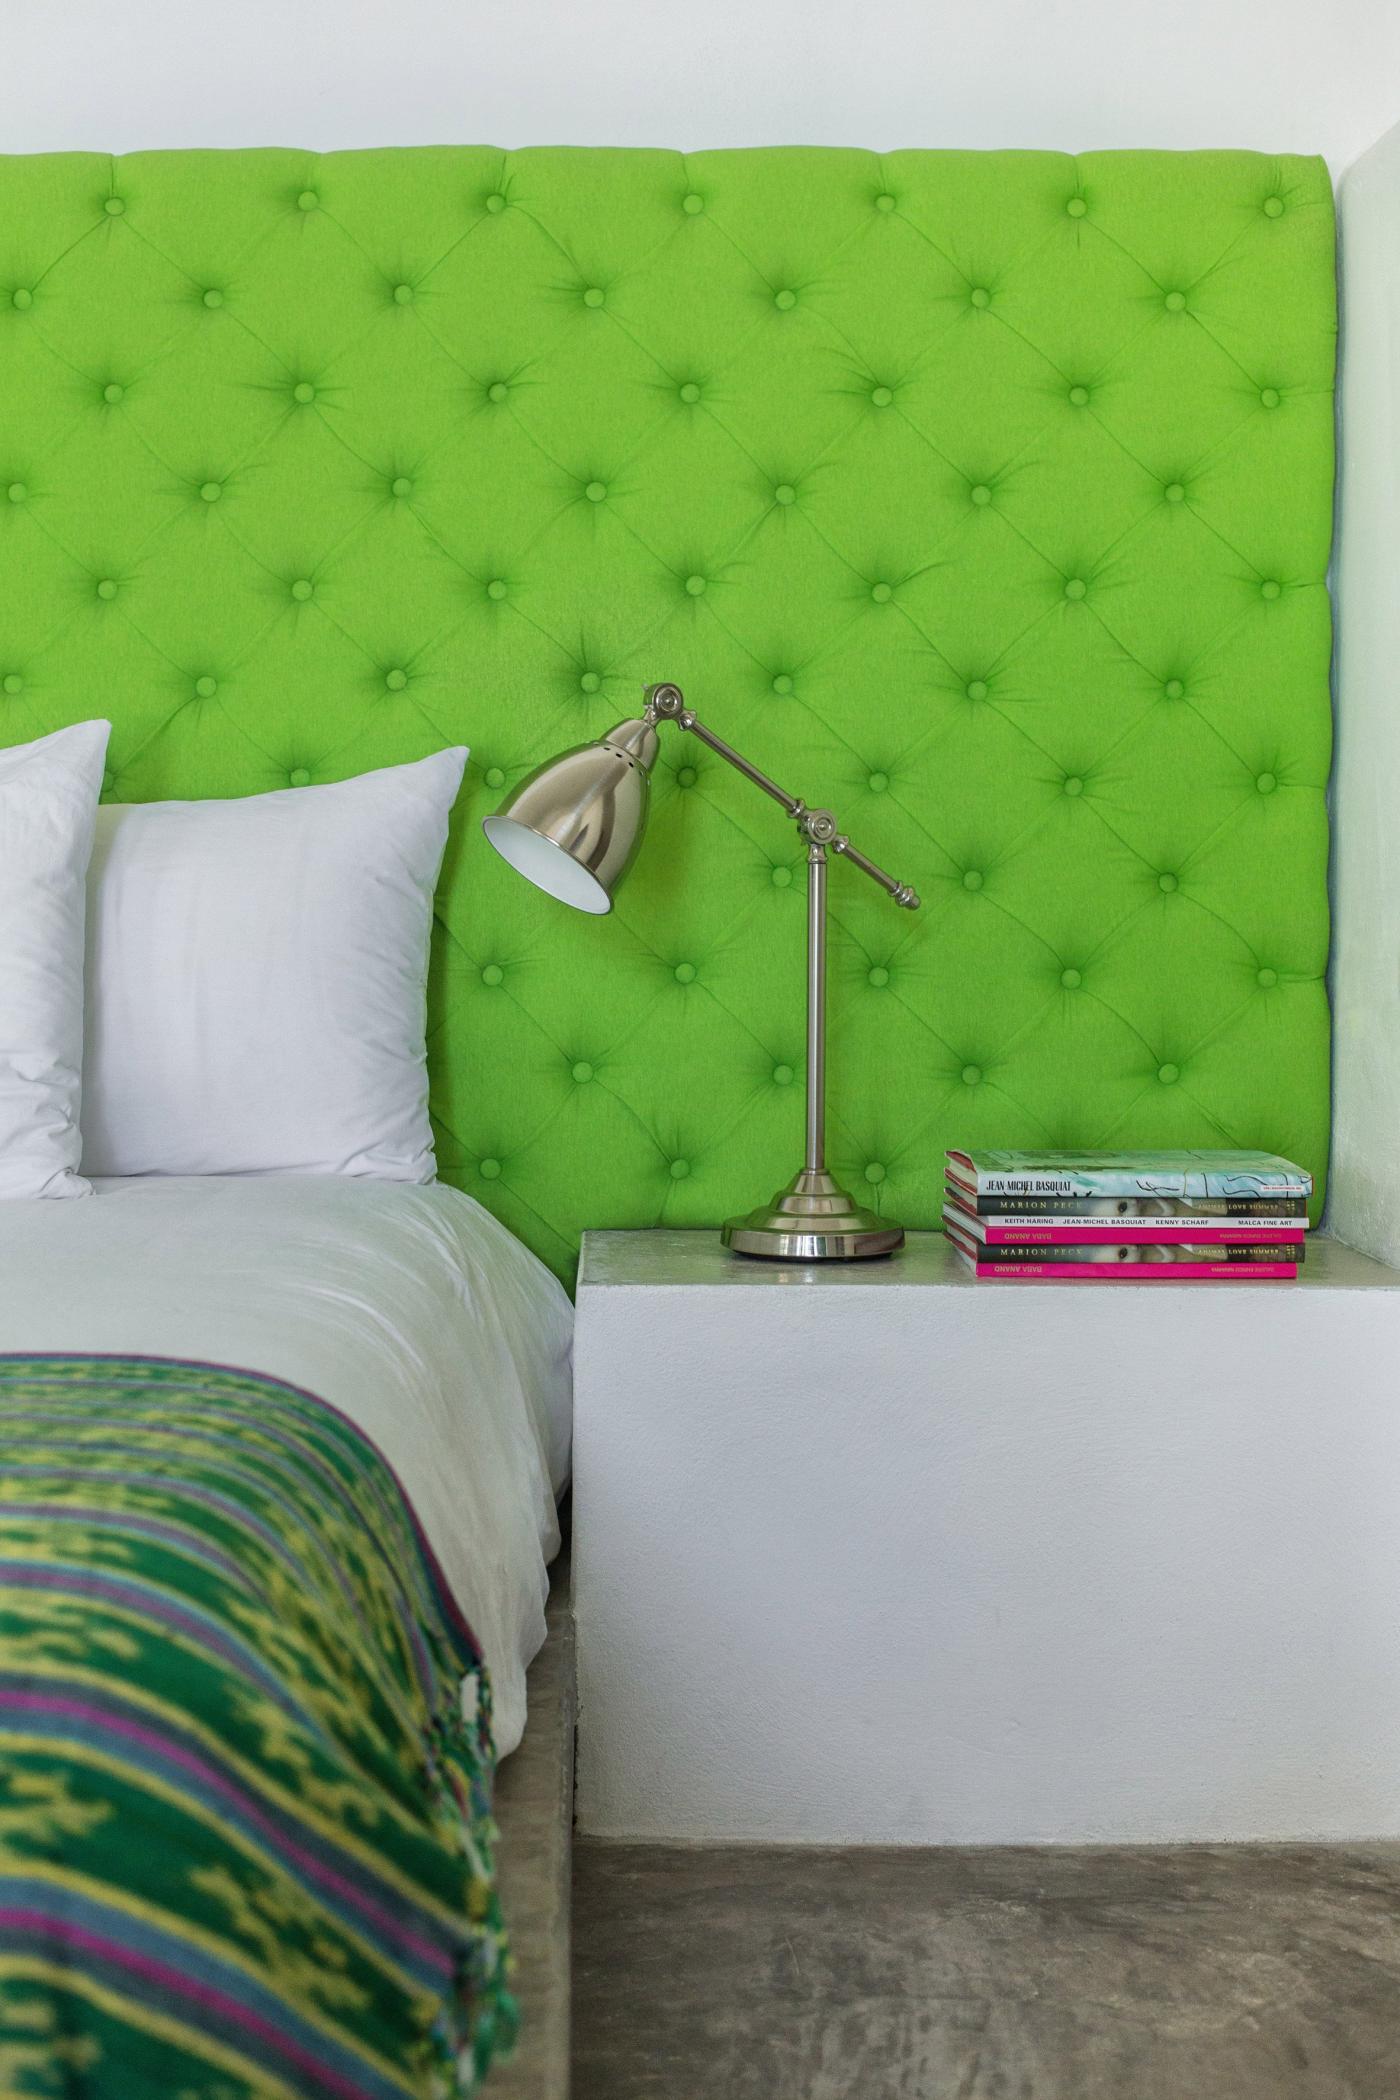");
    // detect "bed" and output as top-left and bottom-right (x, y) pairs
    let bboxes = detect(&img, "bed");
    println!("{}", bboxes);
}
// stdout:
(0, 1180), (570, 2096)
